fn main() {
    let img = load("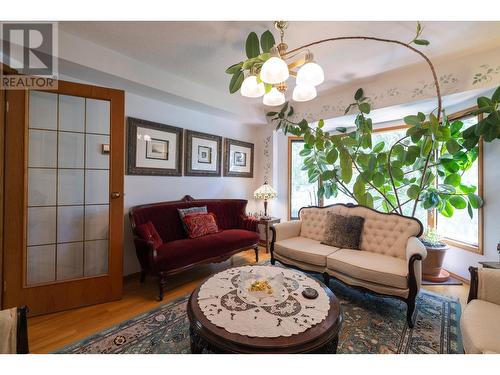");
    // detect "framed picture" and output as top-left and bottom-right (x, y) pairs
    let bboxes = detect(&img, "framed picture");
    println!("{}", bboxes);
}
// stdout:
(146, 138), (169, 160)
(184, 130), (222, 176)
(127, 117), (183, 176)
(224, 138), (254, 178)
